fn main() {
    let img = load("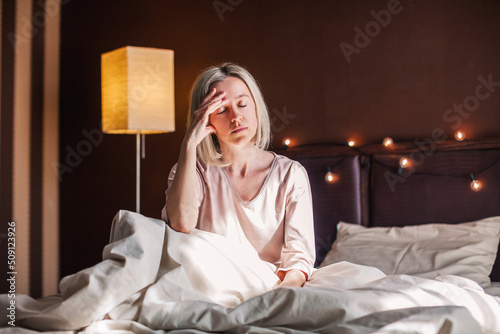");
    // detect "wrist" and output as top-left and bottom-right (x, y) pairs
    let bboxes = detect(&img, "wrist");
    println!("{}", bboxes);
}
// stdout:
(278, 269), (307, 287)
(182, 135), (198, 150)
(180, 137), (199, 158)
